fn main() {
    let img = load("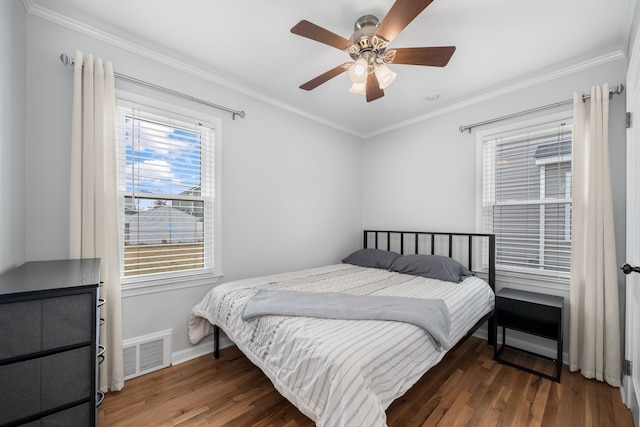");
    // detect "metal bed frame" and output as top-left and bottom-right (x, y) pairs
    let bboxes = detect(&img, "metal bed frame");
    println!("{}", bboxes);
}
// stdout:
(362, 229), (496, 349)
(212, 229), (496, 358)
